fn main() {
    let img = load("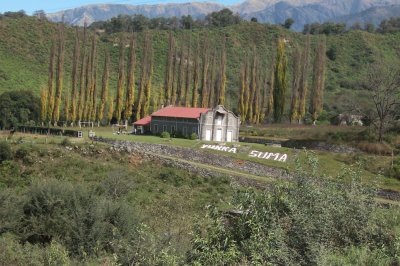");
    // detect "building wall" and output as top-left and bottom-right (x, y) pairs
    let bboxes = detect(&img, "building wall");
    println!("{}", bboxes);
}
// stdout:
(199, 105), (240, 142)
(151, 116), (199, 137)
